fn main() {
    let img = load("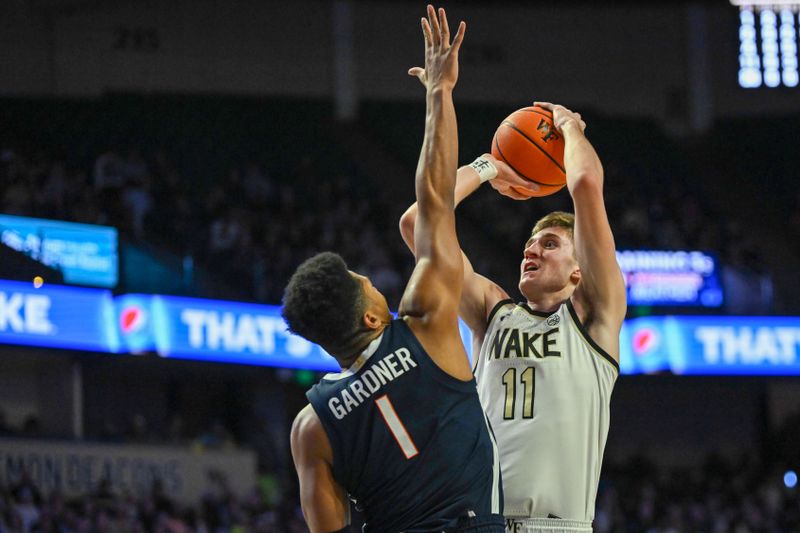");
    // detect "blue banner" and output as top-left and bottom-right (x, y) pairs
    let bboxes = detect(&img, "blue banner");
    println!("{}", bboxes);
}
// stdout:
(617, 250), (723, 307)
(2, 279), (799, 376)
(0, 214), (118, 288)
(118, 294), (340, 371)
(621, 315), (800, 375)
(0, 280), (118, 353)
